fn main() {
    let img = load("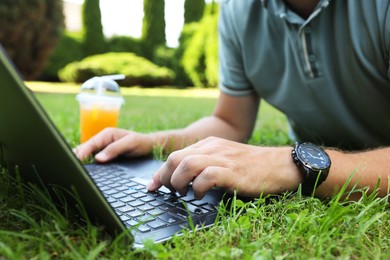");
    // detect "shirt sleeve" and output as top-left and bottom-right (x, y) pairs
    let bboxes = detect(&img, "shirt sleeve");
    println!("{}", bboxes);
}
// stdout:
(218, 0), (255, 96)
(386, 2), (390, 80)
